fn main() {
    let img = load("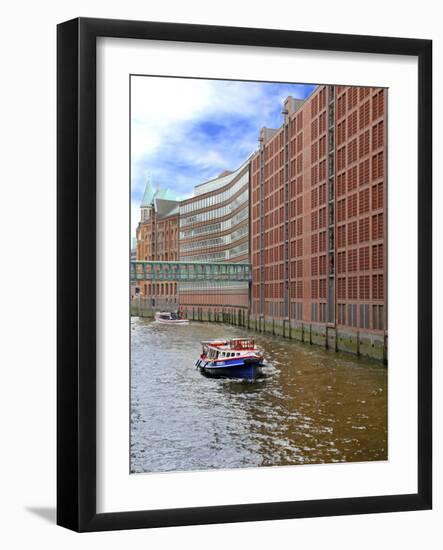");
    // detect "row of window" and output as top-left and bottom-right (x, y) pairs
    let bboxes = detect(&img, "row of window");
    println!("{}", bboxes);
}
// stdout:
(180, 190), (248, 227)
(337, 244), (384, 273)
(251, 299), (385, 330)
(336, 164), (383, 197)
(264, 186), (286, 211)
(337, 303), (384, 330)
(180, 224), (248, 252)
(336, 144), (384, 174)
(181, 251), (227, 262)
(252, 87), (383, 178)
(292, 302), (304, 320)
(336, 185), (383, 220)
(337, 274), (384, 300)
(142, 282), (177, 296)
(337, 120), (385, 152)
(140, 252), (179, 262)
(180, 220), (223, 240)
(180, 172), (248, 214)
(311, 136), (327, 163)
(311, 302), (328, 323)
(335, 214), (384, 247)
(255, 275), (382, 303)
(254, 219), (383, 259)
(179, 280), (249, 291)
(336, 89), (384, 123)
(311, 279), (328, 300)
(261, 131), (285, 161)
(181, 242), (249, 262)
(311, 111), (327, 141)
(311, 184), (327, 208)
(265, 301), (285, 317)
(253, 243), (383, 281)
(259, 244), (285, 263)
(311, 87), (327, 117)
